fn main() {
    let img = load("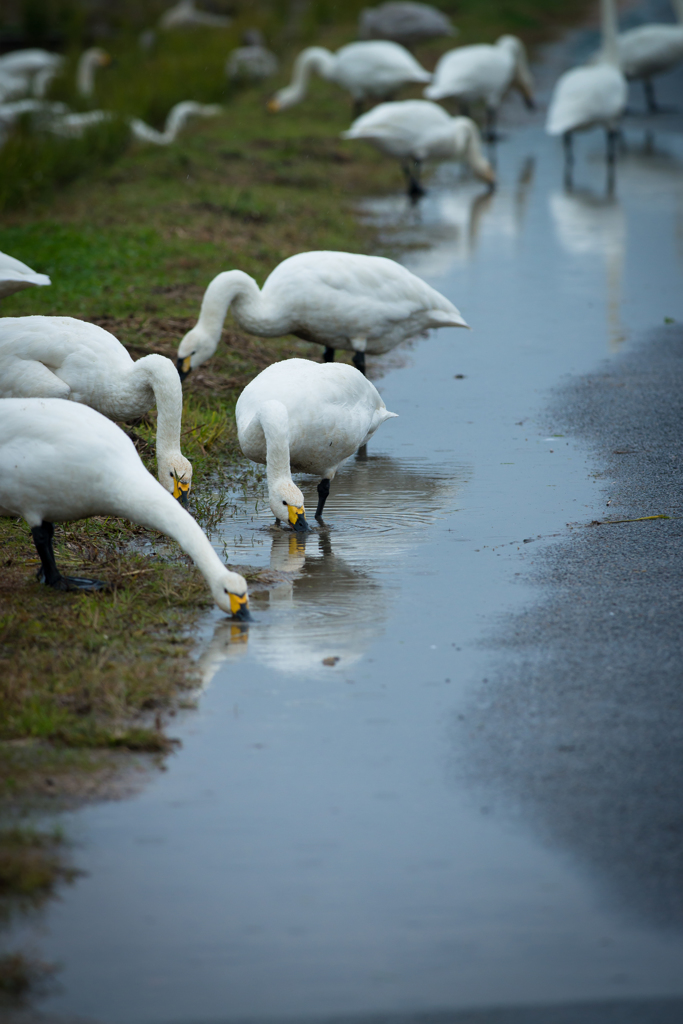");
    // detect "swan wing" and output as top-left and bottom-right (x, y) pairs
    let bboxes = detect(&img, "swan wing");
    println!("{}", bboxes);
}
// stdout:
(618, 25), (683, 77)
(0, 250), (51, 297)
(335, 41), (431, 92)
(342, 99), (449, 155)
(426, 45), (509, 101)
